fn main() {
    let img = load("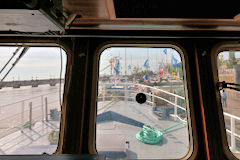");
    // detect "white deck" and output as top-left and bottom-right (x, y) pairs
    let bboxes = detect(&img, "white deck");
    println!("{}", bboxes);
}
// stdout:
(97, 101), (189, 159)
(0, 121), (59, 154)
